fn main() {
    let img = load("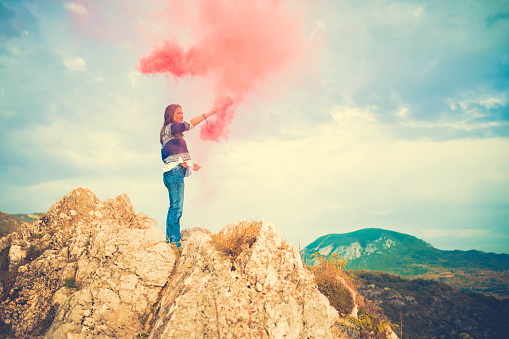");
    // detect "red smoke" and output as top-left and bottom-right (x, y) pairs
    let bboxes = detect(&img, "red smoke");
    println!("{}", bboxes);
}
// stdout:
(137, 0), (308, 141)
